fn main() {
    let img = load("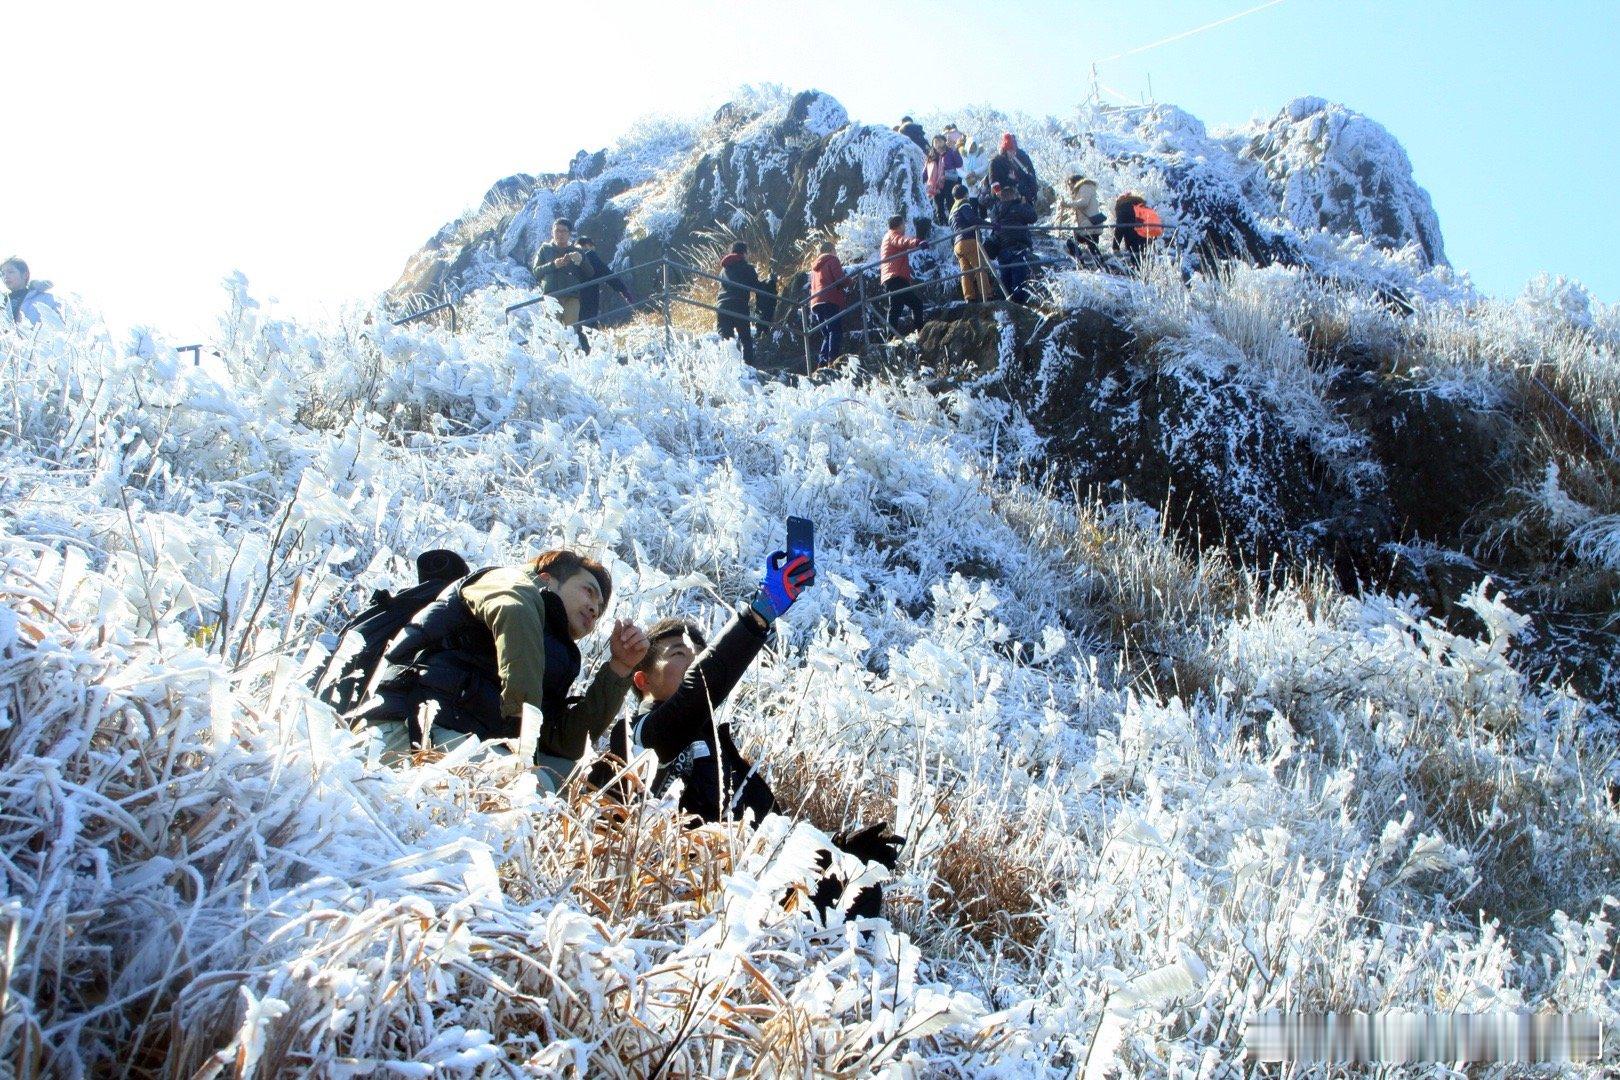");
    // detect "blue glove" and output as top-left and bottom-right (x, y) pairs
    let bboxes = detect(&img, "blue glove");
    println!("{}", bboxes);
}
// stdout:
(751, 551), (815, 624)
